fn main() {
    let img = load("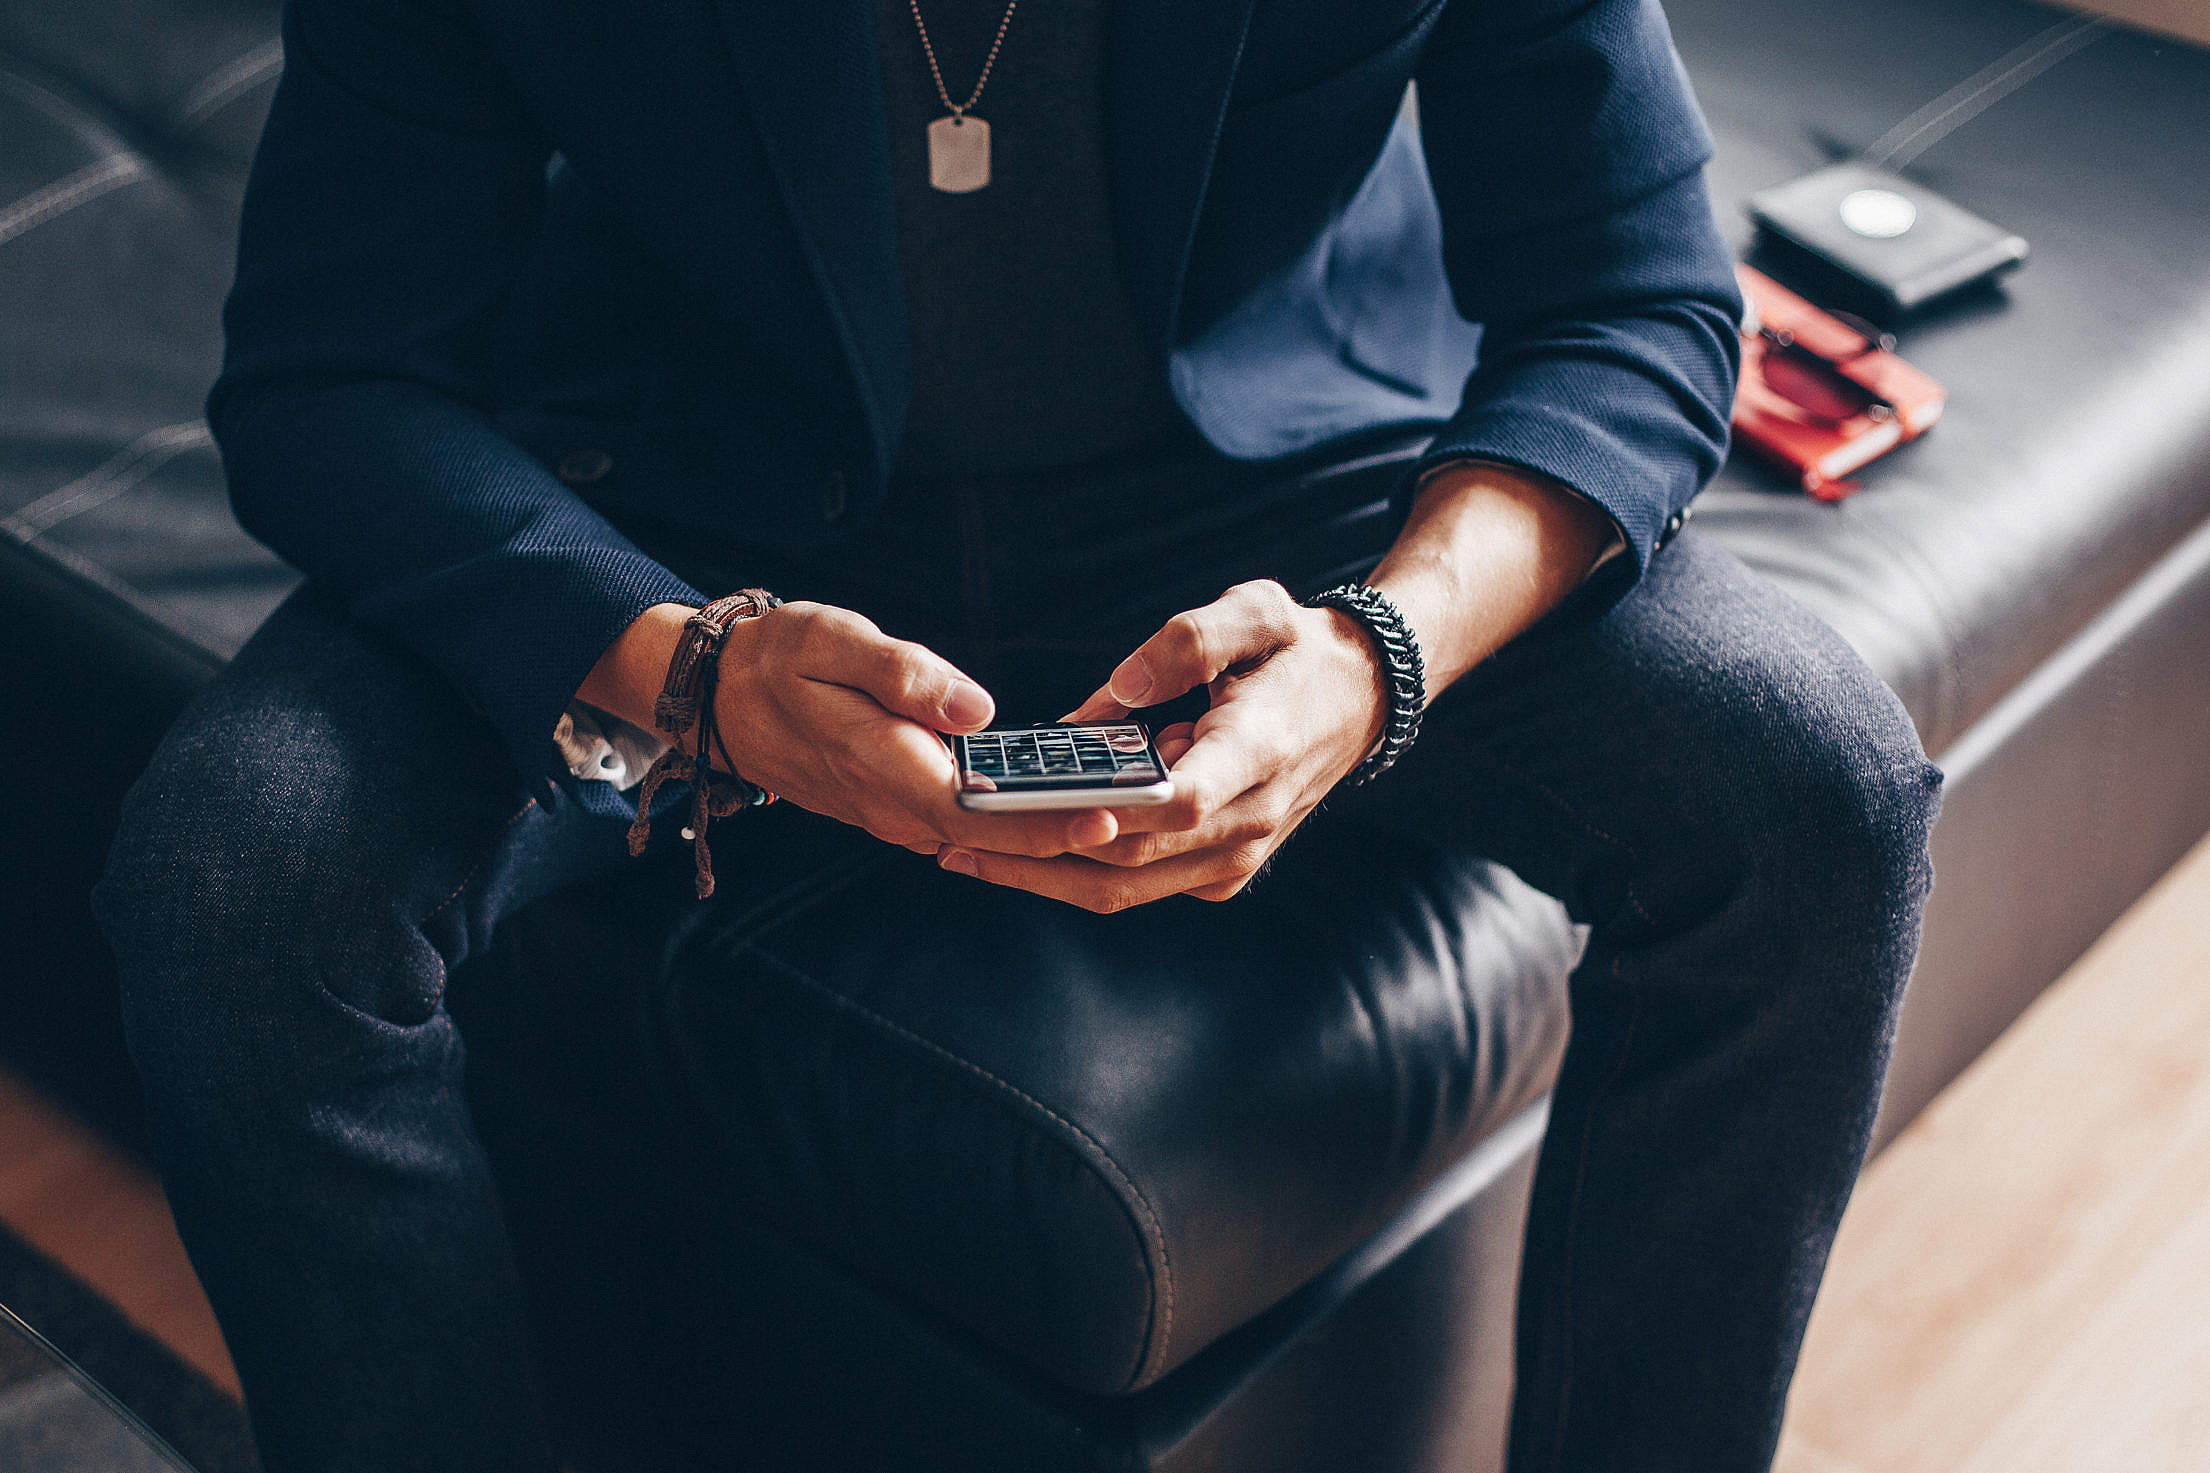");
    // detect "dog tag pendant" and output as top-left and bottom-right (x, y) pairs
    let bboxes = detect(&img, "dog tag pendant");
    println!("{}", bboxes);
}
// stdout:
(928, 115), (991, 193)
